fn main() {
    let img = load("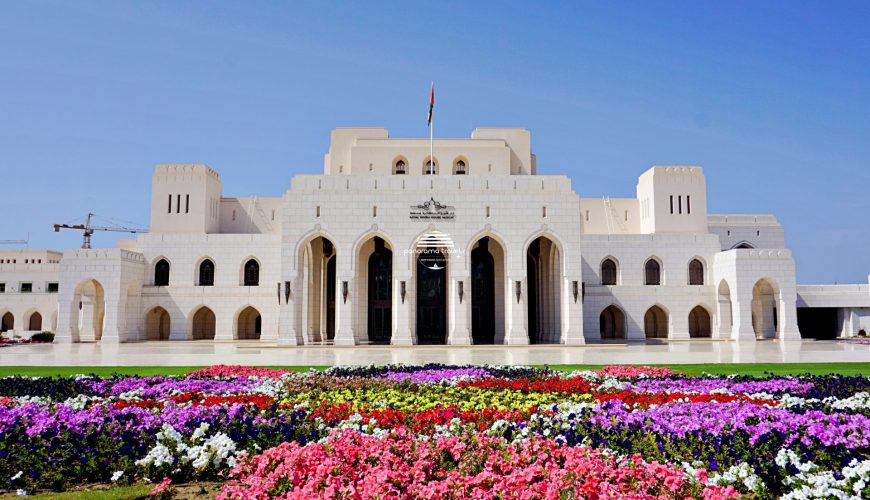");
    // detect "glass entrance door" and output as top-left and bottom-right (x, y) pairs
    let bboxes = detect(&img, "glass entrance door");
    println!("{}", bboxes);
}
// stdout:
(416, 248), (447, 344)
